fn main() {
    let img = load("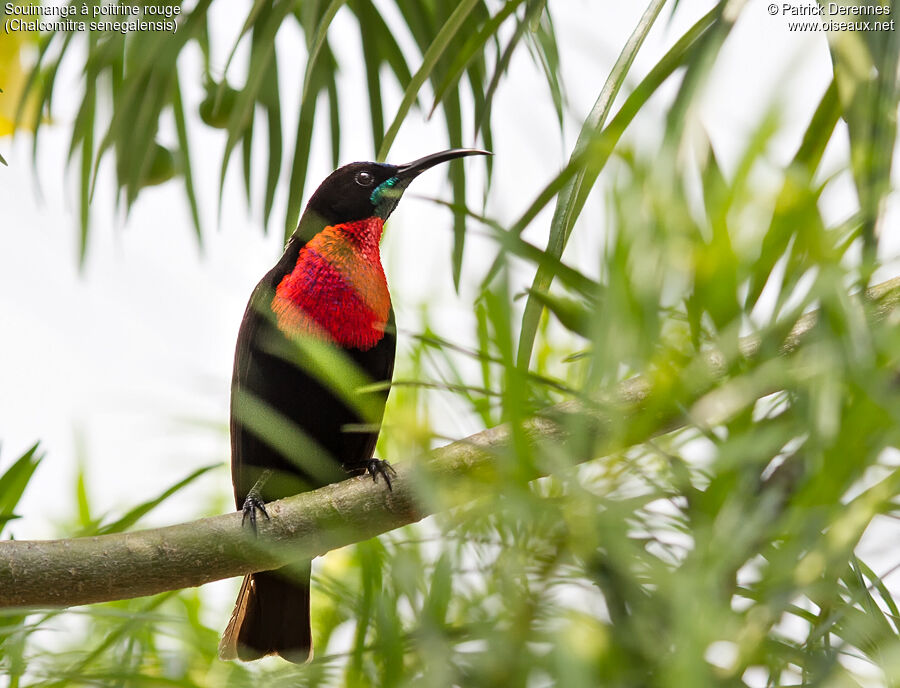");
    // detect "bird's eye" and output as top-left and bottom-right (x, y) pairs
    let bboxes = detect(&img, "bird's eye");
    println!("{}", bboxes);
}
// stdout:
(355, 171), (374, 187)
